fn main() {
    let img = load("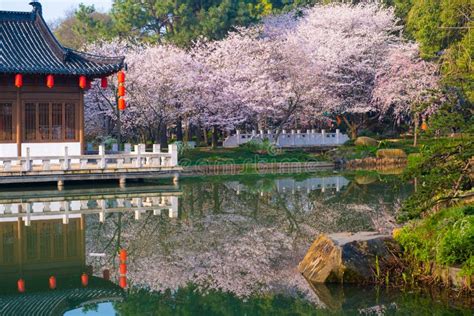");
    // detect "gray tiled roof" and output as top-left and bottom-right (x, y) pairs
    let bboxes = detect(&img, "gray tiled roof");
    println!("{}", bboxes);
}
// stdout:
(0, 4), (124, 77)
